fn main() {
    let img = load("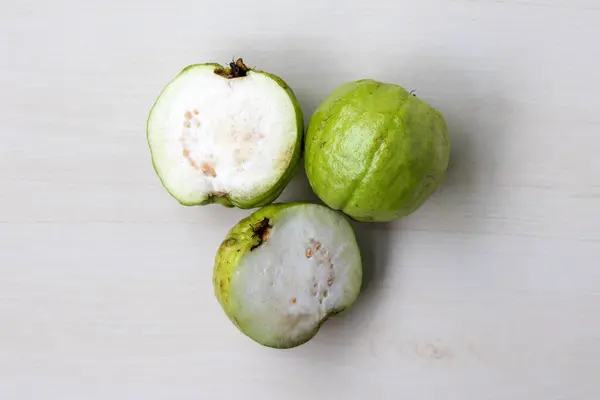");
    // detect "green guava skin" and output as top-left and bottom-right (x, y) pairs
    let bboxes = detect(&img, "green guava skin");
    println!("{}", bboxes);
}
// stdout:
(304, 79), (450, 222)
